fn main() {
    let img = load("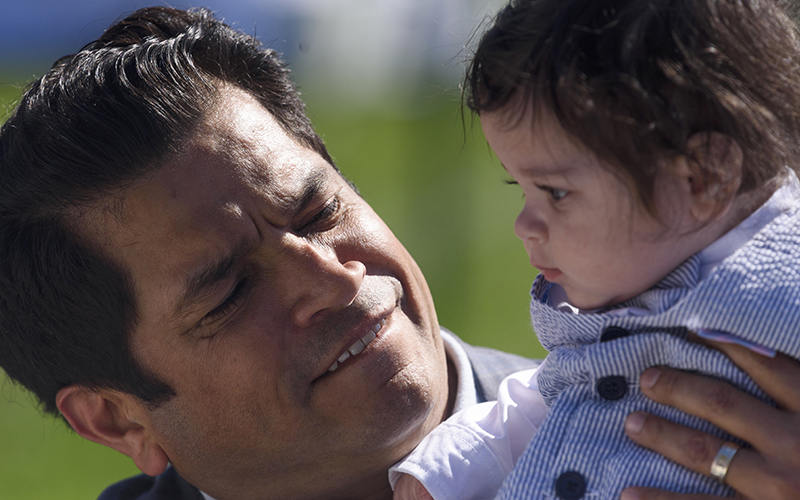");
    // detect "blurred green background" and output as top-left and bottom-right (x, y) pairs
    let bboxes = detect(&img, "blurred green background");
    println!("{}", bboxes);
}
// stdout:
(0, 10), (547, 500)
